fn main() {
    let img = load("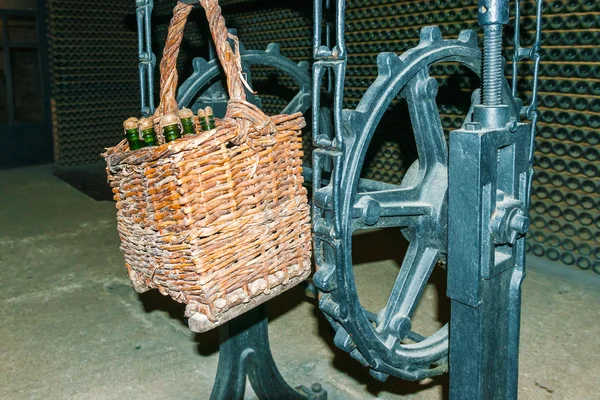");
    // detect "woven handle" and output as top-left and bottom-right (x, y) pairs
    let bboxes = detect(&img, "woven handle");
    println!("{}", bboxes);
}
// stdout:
(154, 0), (248, 119)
